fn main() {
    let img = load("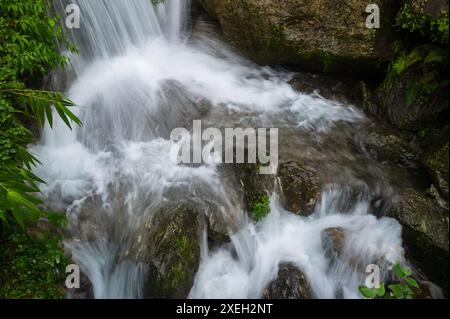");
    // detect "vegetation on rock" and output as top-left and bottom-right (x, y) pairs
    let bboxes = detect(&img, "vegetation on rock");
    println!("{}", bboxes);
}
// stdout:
(251, 194), (271, 223)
